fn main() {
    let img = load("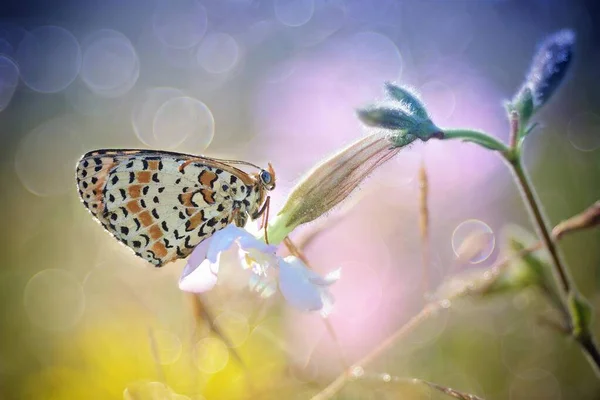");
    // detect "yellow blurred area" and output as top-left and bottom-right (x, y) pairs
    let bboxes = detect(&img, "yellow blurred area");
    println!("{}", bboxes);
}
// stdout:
(18, 308), (289, 400)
